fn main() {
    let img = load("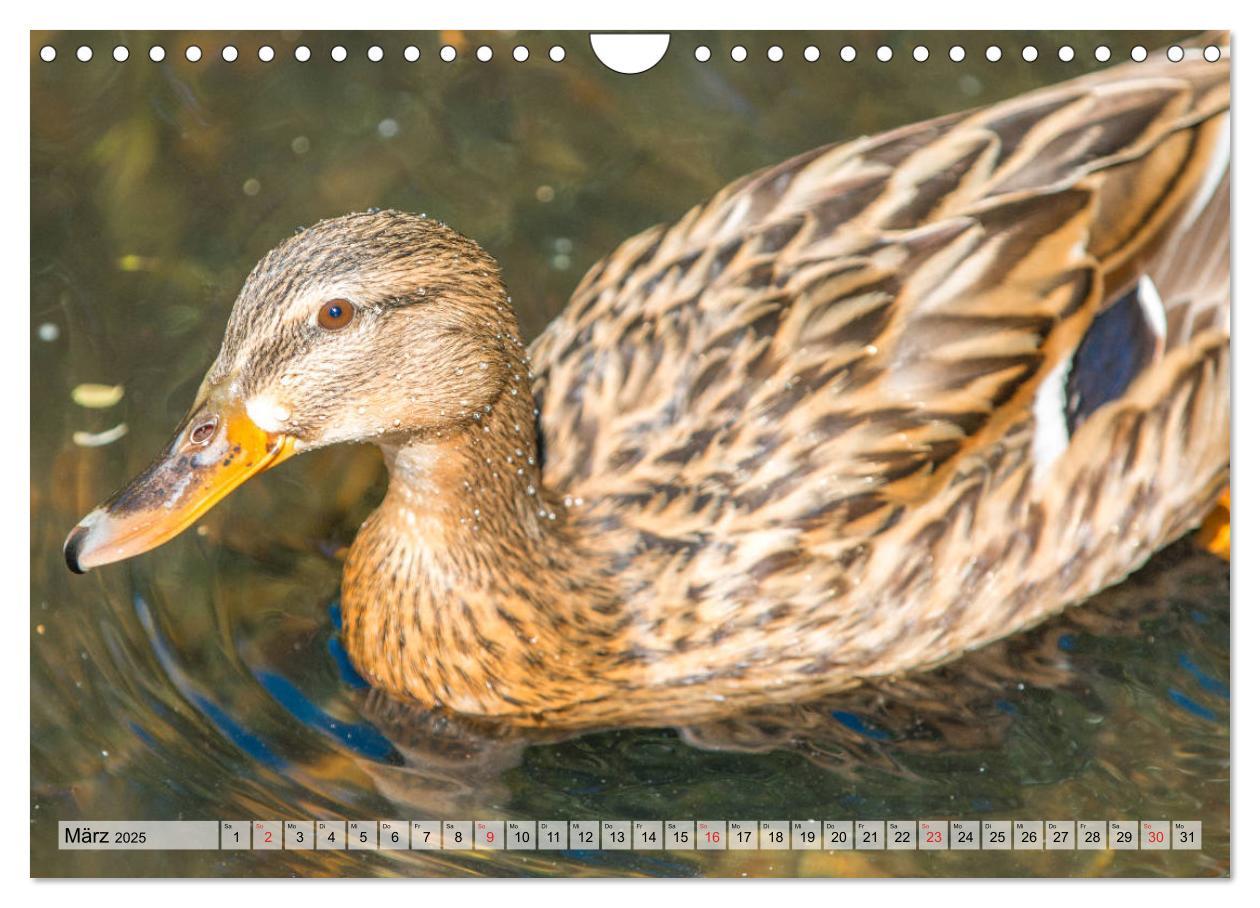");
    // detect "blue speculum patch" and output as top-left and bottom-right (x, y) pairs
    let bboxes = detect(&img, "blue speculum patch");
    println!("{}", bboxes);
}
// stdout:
(1065, 280), (1160, 435)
